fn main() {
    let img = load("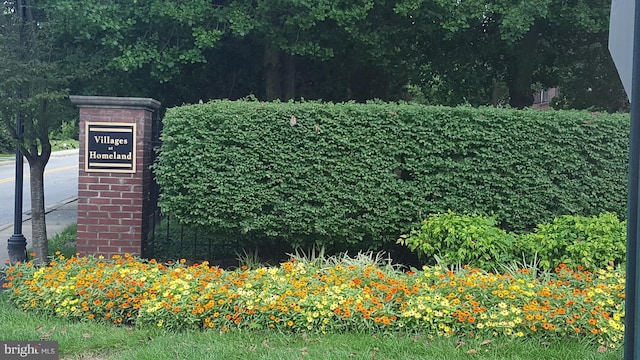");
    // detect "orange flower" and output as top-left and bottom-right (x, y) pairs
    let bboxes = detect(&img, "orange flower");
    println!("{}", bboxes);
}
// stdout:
(556, 308), (566, 315)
